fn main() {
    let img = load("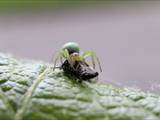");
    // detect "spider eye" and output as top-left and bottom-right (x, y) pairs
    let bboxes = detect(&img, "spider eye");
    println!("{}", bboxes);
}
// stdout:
(62, 42), (80, 55)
